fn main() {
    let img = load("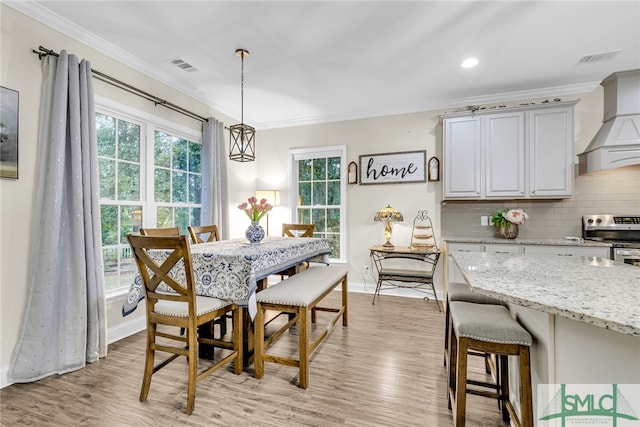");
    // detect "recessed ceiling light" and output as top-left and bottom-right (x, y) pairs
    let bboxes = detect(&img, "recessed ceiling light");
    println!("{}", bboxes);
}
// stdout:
(461, 57), (479, 69)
